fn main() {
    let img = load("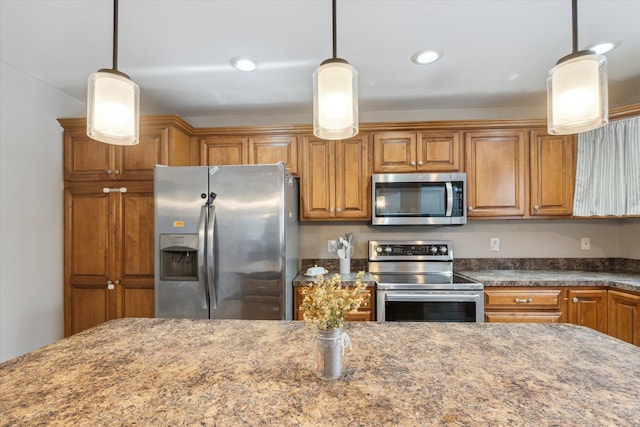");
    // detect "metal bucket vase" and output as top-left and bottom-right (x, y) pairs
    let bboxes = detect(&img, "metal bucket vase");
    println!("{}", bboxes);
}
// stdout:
(312, 328), (351, 380)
